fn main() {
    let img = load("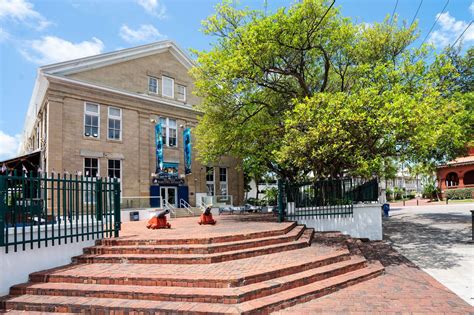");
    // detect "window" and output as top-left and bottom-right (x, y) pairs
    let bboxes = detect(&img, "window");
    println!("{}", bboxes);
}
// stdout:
(84, 158), (99, 177)
(162, 76), (174, 98)
(84, 157), (99, 203)
(108, 159), (121, 179)
(148, 77), (158, 94)
(84, 103), (99, 138)
(219, 167), (227, 196)
(108, 159), (122, 197)
(159, 117), (177, 147)
(158, 162), (179, 179)
(177, 84), (186, 101)
(206, 167), (214, 196)
(446, 172), (459, 187)
(108, 107), (122, 140)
